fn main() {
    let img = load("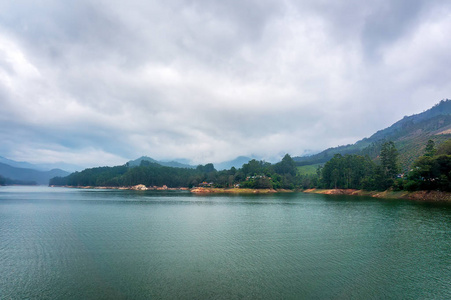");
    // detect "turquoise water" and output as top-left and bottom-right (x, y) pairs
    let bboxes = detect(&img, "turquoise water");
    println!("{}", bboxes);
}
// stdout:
(0, 186), (450, 299)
